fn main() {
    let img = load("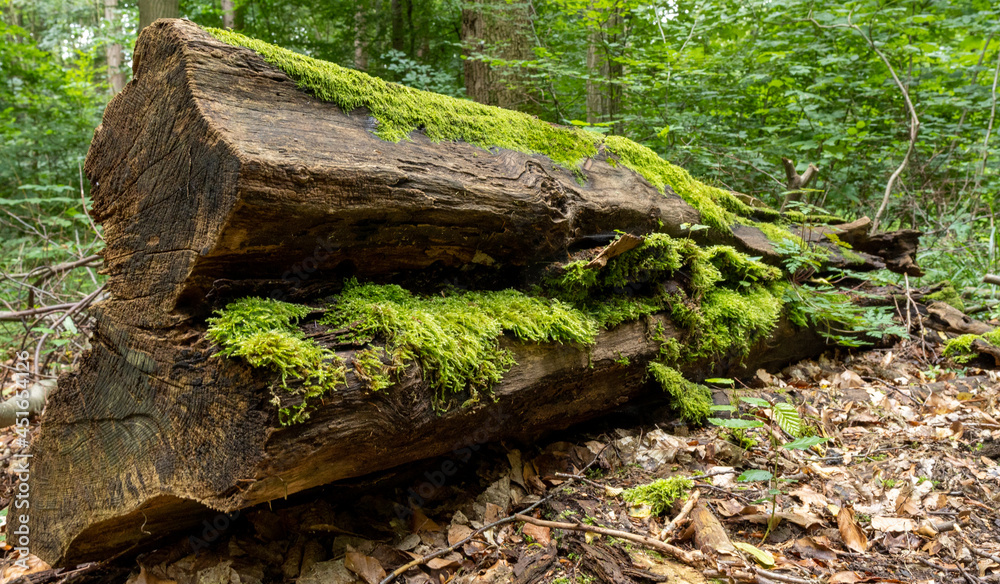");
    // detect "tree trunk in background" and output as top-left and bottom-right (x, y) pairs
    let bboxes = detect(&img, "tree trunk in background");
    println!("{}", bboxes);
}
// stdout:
(221, 0), (235, 30)
(103, 0), (125, 94)
(391, 0), (405, 52)
(354, 7), (368, 70)
(138, 0), (179, 30)
(461, 0), (532, 109)
(586, 5), (623, 130)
